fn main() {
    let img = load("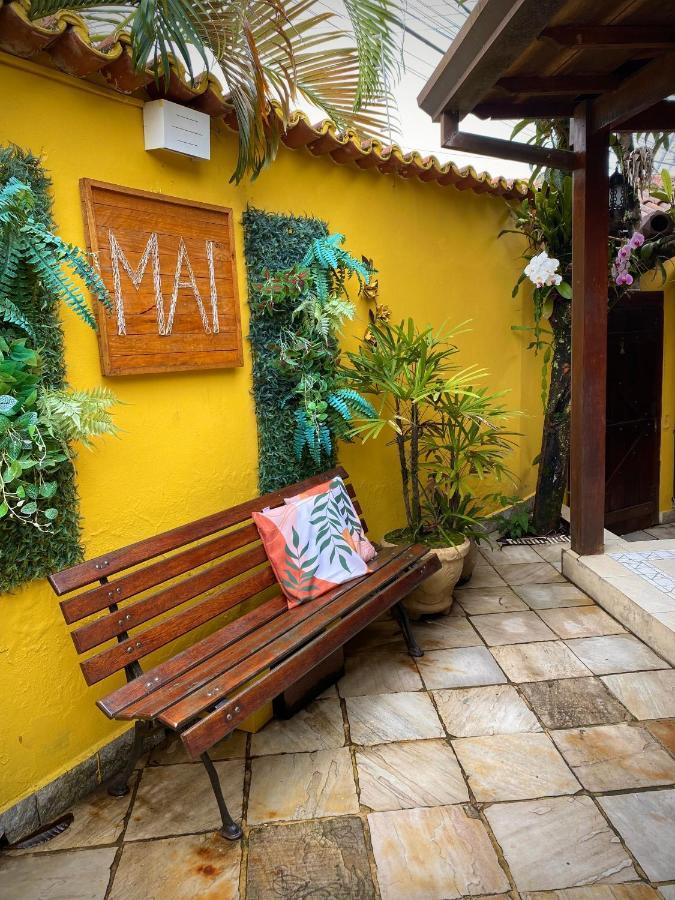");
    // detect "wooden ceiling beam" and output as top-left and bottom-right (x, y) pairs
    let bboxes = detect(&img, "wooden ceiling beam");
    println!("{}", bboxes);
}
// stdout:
(592, 52), (675, 131)
(473, 100), (575, 119)
(441, 112), (577, 170)
(498, 74), (620, 95)
(543, 25), (675, 50)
